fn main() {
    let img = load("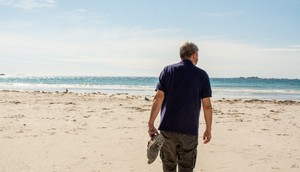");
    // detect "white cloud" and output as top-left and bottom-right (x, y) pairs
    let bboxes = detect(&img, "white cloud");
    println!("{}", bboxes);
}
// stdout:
(0, 17), (299, 77)
(196, 39), (300, 78)
(0, 0), (56, 10)
(76, 8), (87, 13)
(56, 9), (103, 23)
(202, 11), (243, 17)
(262, 45), (300, 52)
(291, 45), (300, 48)
(0, 26), (181, 76)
